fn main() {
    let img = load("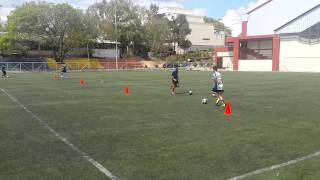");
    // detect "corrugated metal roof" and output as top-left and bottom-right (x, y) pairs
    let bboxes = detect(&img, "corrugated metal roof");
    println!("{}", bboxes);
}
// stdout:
(275, 4), (320, 34)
